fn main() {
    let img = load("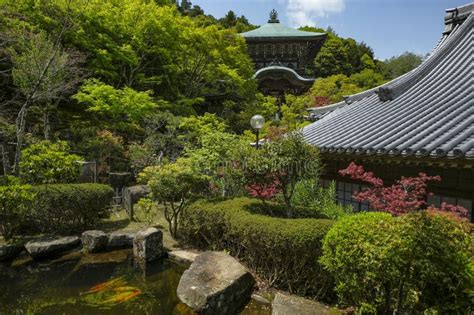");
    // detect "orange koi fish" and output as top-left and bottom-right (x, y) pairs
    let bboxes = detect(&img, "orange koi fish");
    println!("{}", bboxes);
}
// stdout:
(85, 277), (125, 294)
